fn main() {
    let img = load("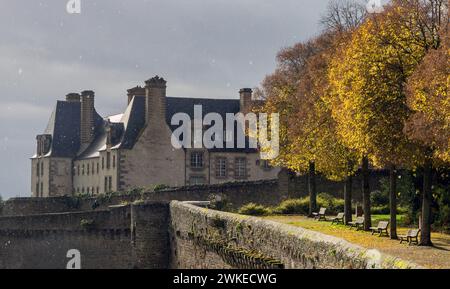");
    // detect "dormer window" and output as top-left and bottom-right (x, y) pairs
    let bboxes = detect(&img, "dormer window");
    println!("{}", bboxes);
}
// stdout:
(36, 134), (52, 156)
